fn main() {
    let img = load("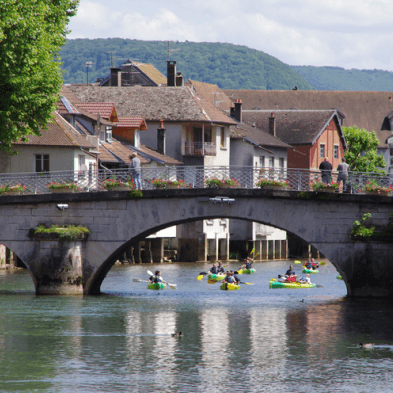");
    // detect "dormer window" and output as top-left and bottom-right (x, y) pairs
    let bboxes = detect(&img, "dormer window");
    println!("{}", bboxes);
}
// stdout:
(106, 127), (112, 143)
